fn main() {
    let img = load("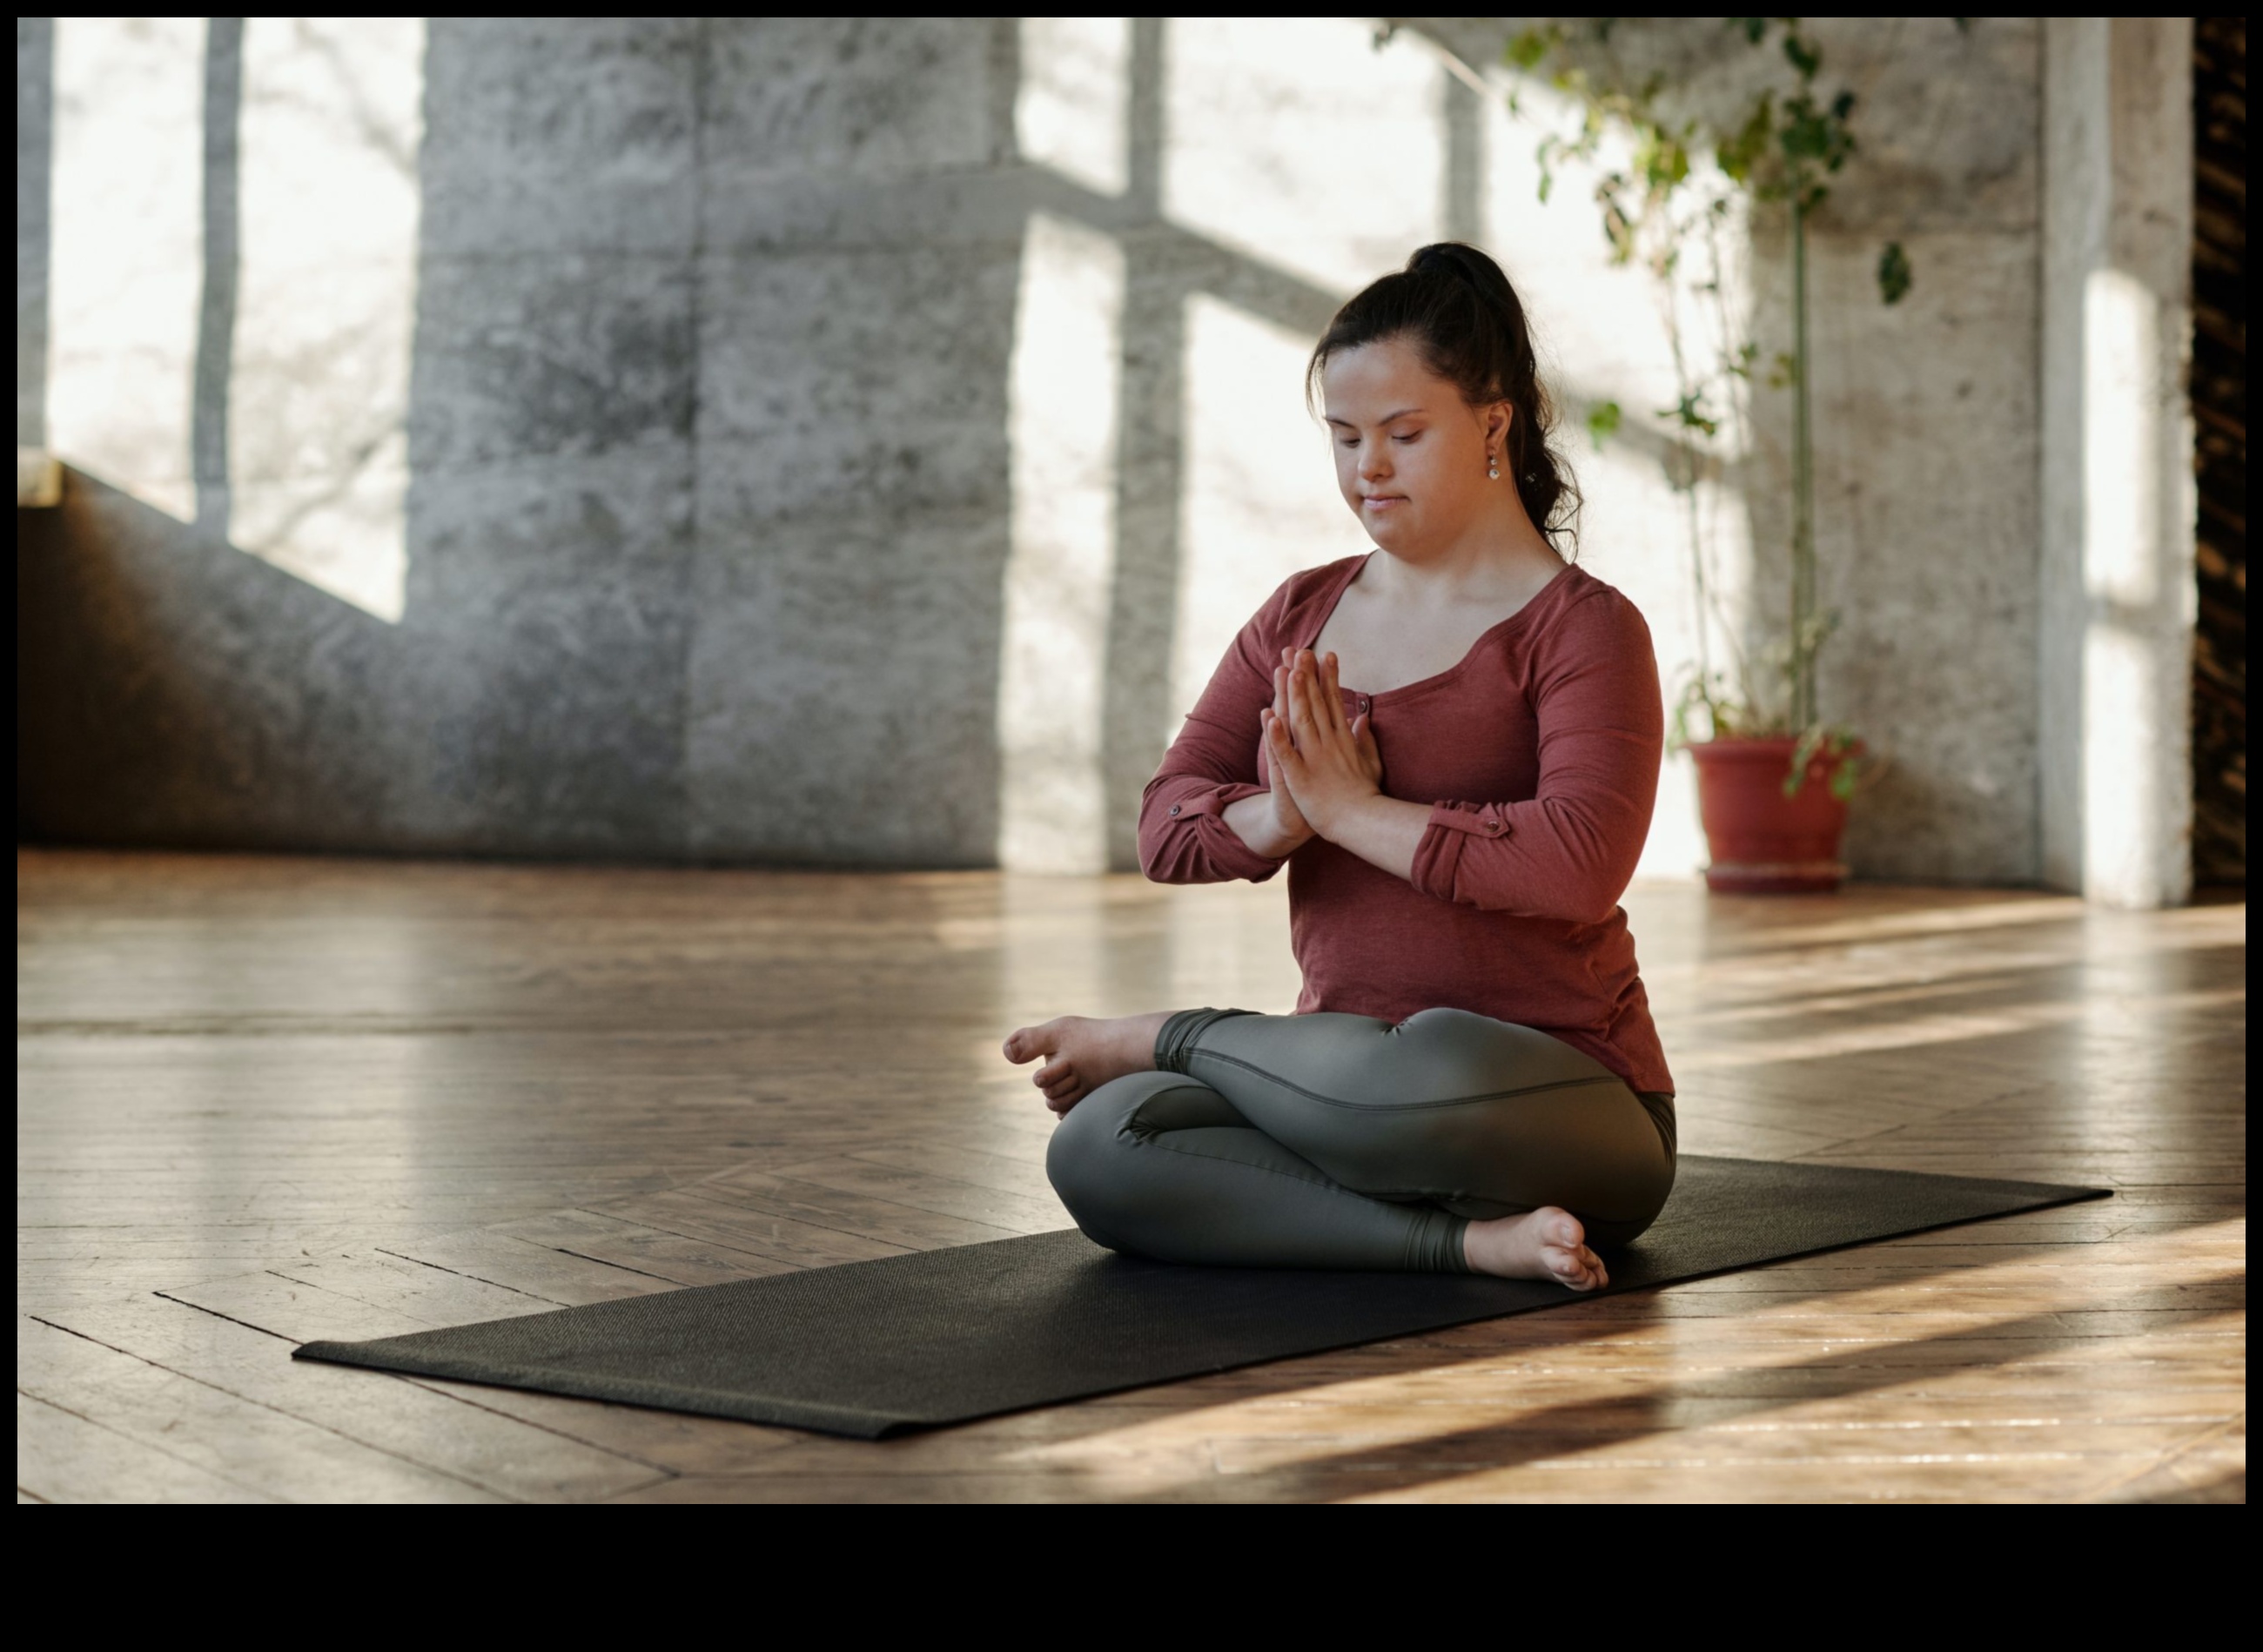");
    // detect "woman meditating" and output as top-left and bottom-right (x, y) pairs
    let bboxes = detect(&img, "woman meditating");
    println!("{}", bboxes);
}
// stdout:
(1004, 244), (1675, 1292)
